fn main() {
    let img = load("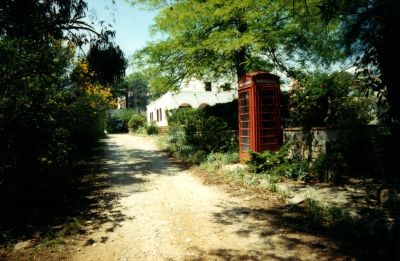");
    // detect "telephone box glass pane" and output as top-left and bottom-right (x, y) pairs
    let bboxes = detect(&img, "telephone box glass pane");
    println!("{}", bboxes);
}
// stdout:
(240, 114), (249, 121)
(241, 144), (250, 151)
(241, 122), (249, 128)
(239, 91), (250, 150)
